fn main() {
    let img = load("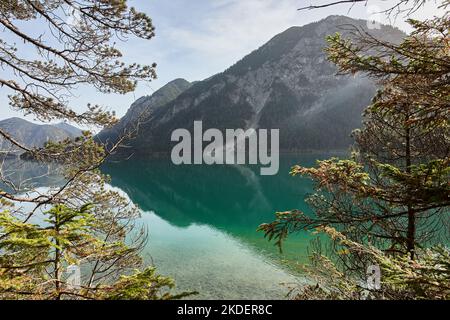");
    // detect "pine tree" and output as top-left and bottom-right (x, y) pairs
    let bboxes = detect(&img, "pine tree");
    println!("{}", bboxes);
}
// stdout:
(0, 202), (194, 299)
(0, 1), (192, 299)
(260, 1), (449, 299)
